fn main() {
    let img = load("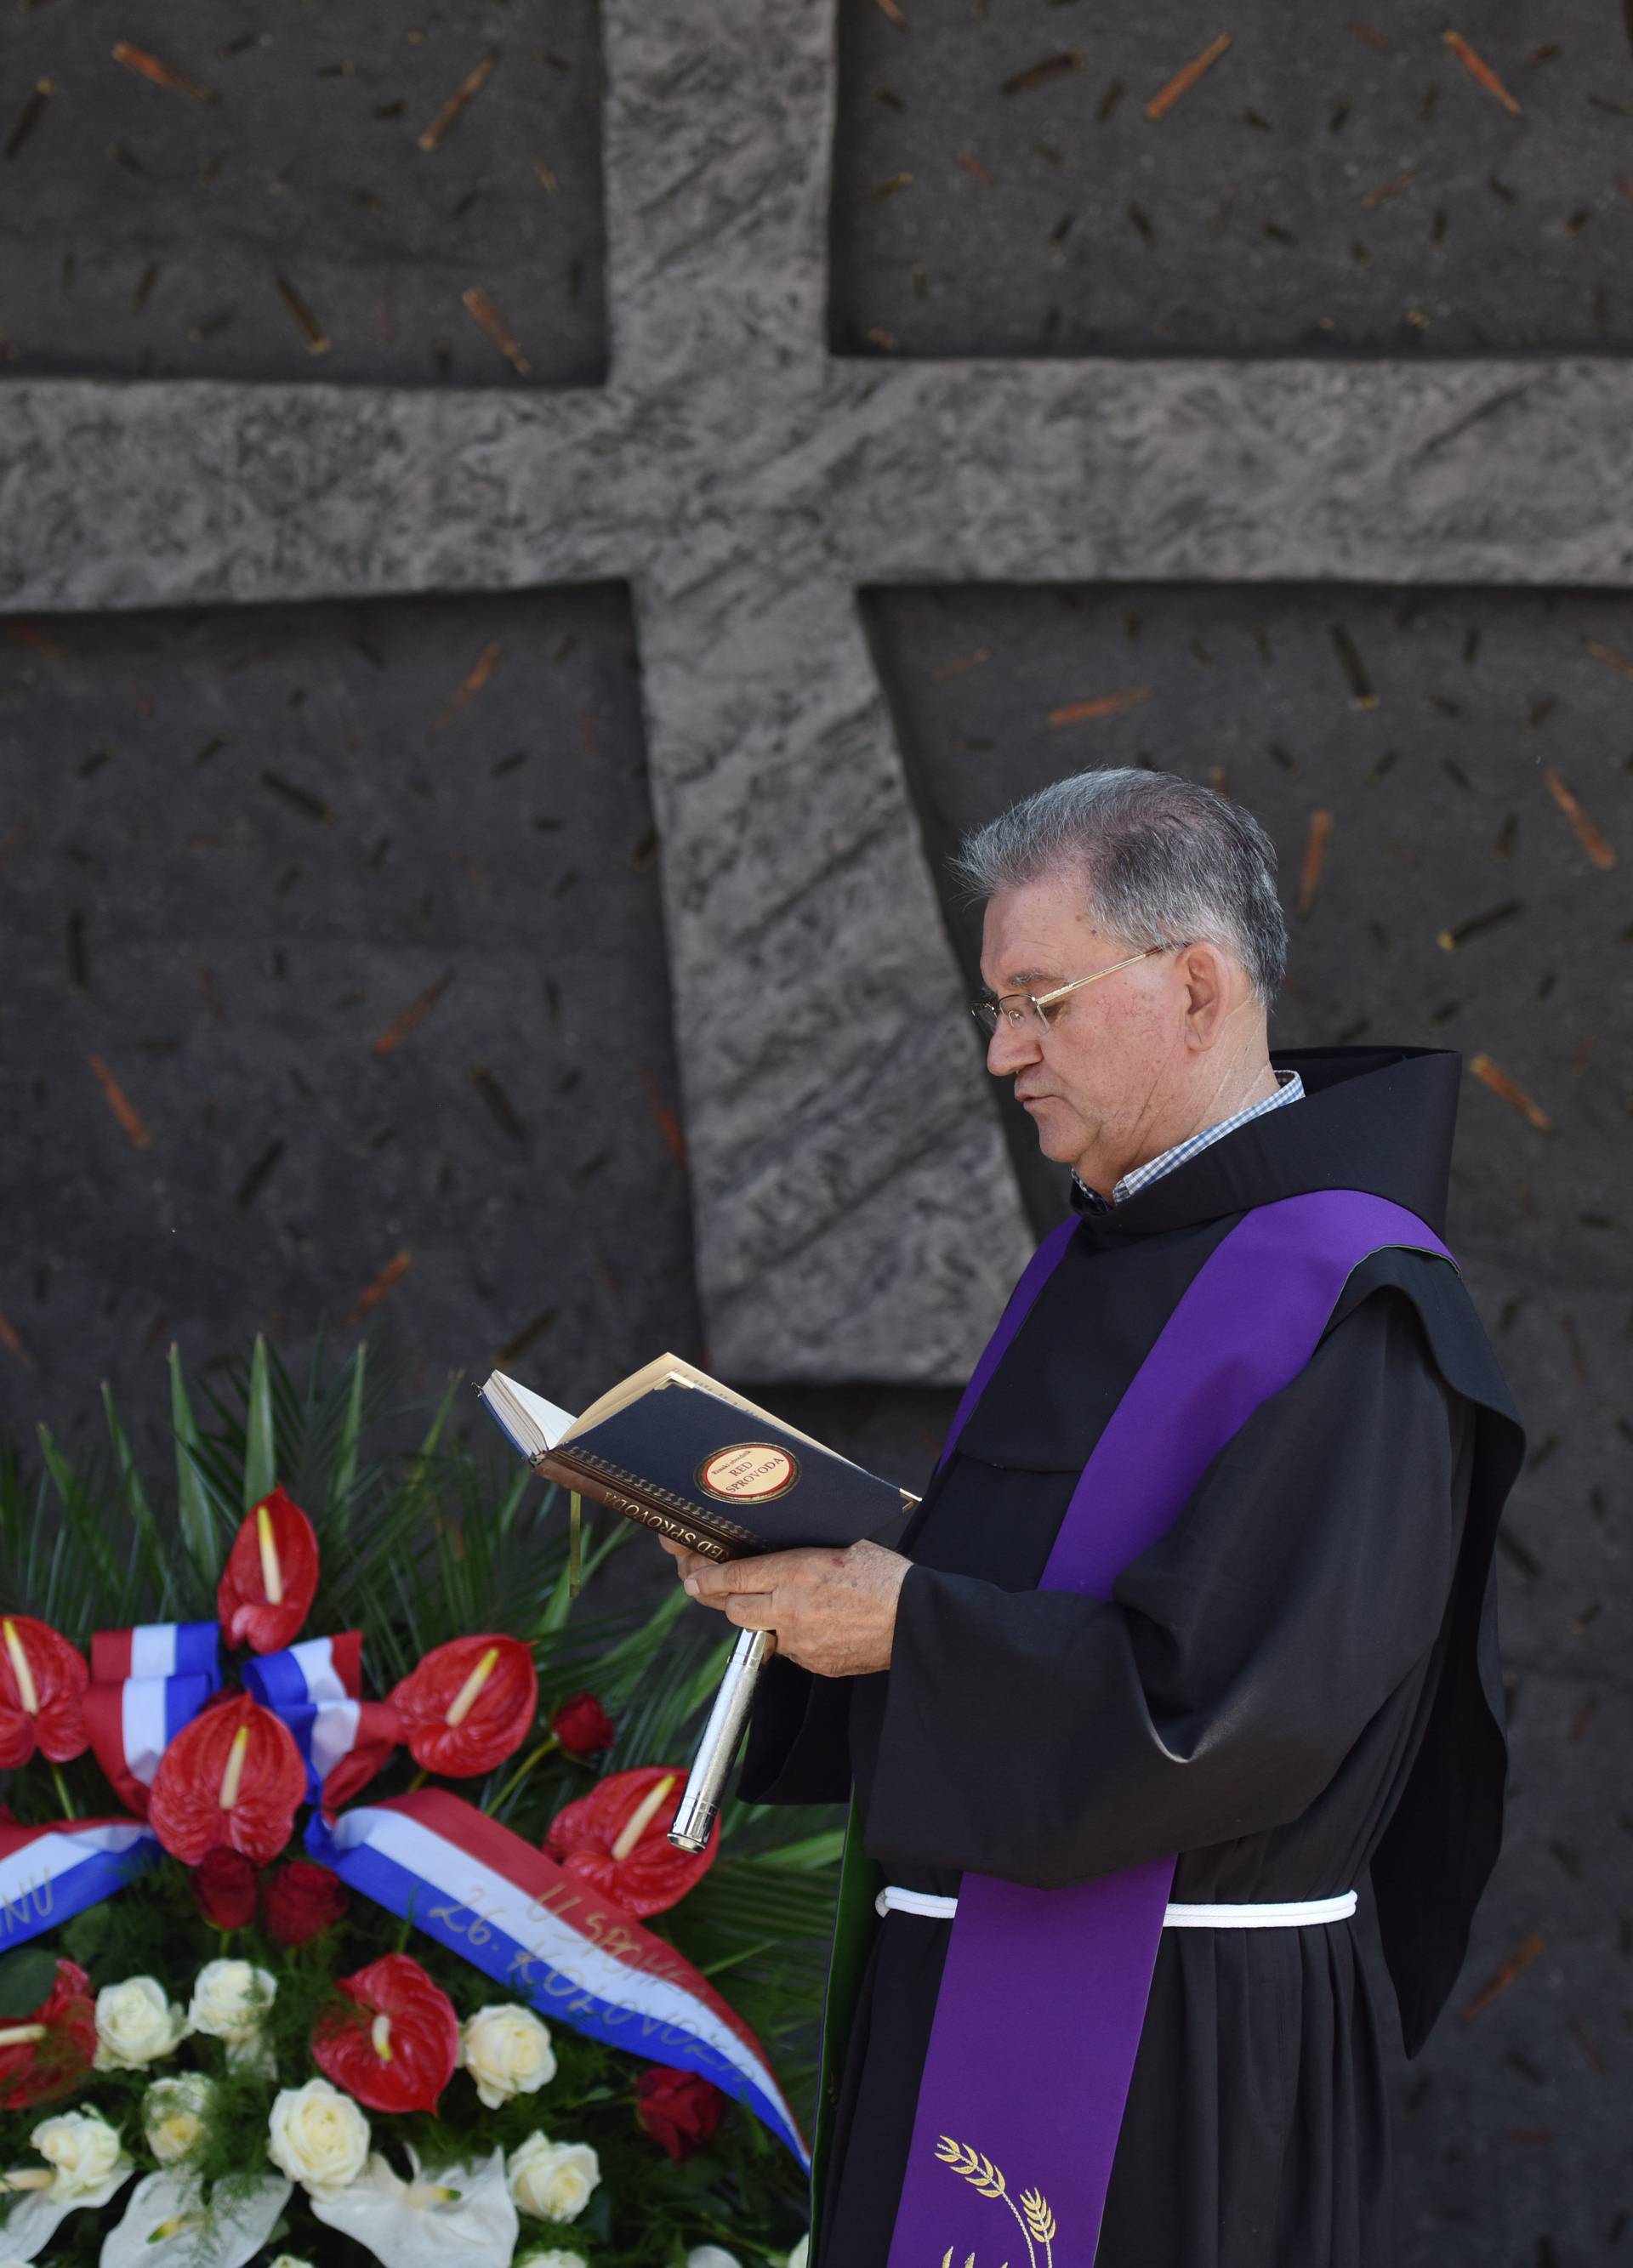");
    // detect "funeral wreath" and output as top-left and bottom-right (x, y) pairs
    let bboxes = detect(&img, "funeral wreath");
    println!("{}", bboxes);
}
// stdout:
(0, 1335), (829, 2266)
